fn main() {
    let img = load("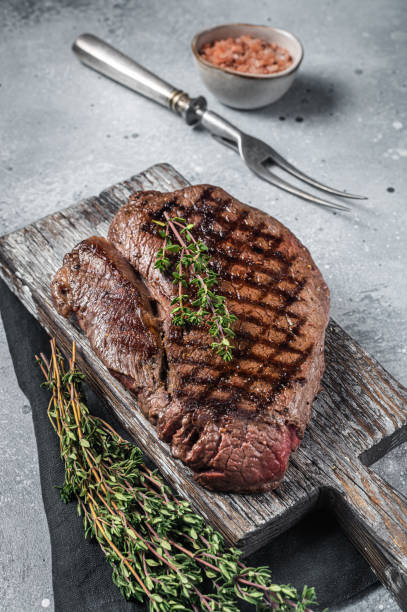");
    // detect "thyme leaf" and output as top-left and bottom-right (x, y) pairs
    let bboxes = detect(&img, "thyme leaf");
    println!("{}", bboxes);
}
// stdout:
(153, 214), (238, 361)
(36, 340), (325, 612)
